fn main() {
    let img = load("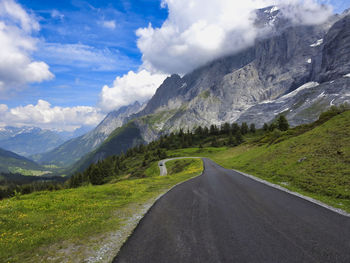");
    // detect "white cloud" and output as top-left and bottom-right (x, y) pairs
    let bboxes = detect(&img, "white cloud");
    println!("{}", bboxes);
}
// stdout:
(0, 100), (104, 131)
(0, 0), (54, 96)
(280, 0), (333, 25)
(51, 9), (64, 21)
(136, 0), (332, 74)
(0, 0), (39, 32)
(39, 43), (132, 71)
(102, 20), (116, 30)
(98, 70), (167, 112)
